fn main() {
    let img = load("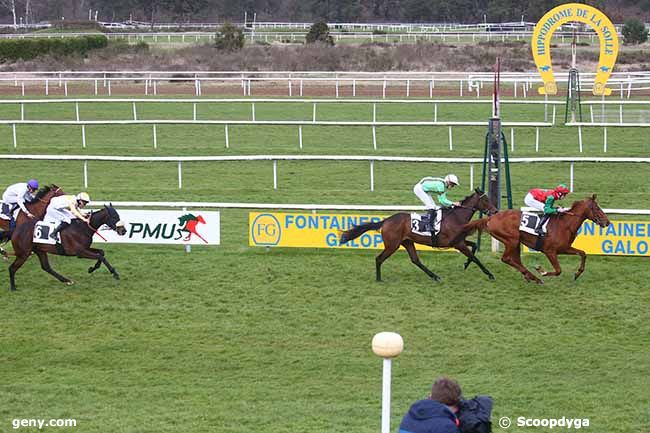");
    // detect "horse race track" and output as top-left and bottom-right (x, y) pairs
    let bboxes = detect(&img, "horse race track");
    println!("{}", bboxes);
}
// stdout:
(0, 97), (649, 432)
